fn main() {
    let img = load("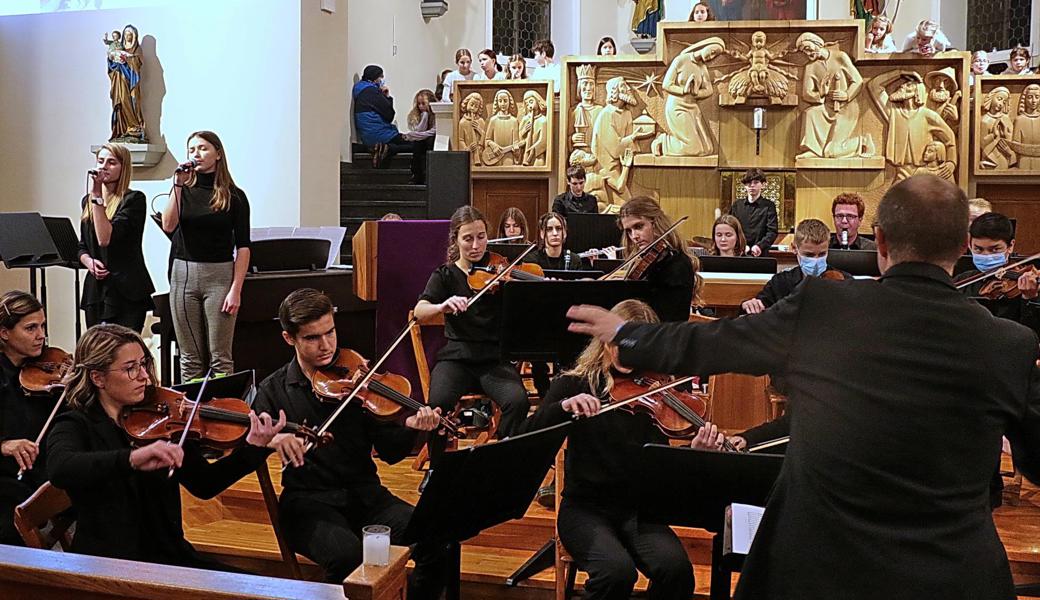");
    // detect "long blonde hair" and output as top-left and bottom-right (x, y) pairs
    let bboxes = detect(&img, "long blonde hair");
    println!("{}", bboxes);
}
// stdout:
(565, 299), (659, 394)
(82, 143), (133, 222)
(62, 324), (155, 411)
(186, 130), (238, 212)
(408, 89), (438, 130)
(618, 196), (703, 306)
